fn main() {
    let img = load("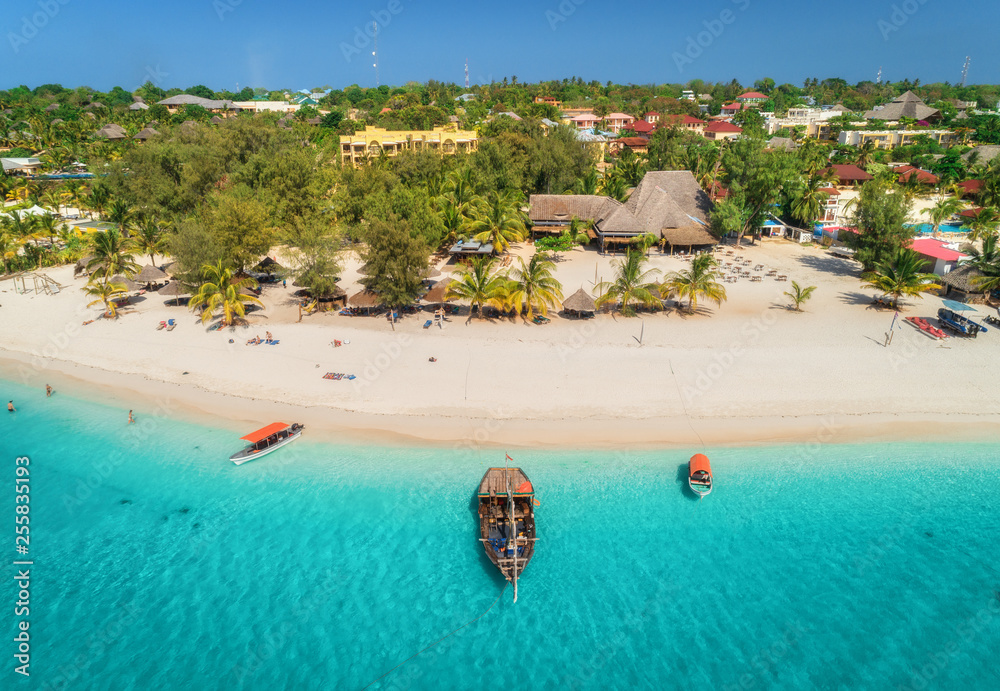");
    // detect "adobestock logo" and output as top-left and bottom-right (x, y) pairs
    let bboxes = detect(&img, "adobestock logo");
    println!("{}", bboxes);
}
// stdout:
(8, 0), (72, 54)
